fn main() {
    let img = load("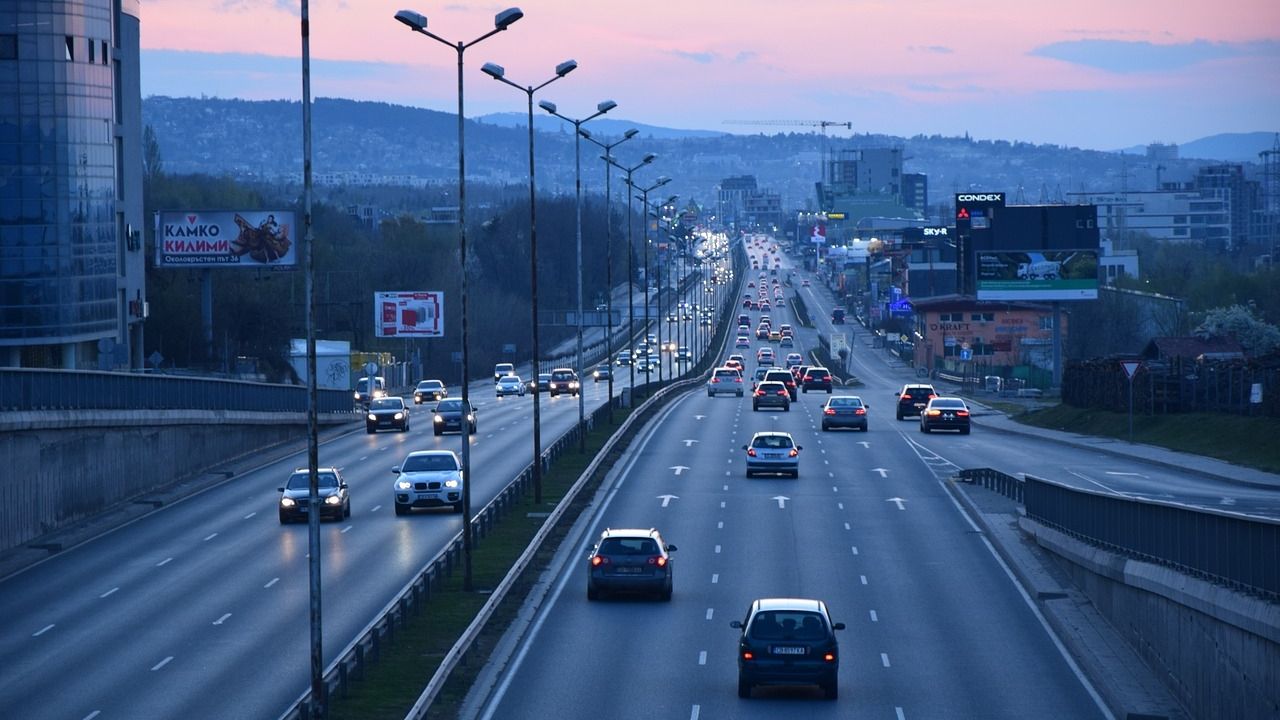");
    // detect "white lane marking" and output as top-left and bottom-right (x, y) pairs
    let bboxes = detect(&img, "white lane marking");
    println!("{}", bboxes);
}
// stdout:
(832, 485), (838, 492)
(82, 712), (101, 720)
(859, 441), (871, 448)
(151, 656), (174, 671)
(1068, 470), (1125, 495)
(720, 501), (726, 508)
(371, 505), (382, 513)
(838, 502), (844, 510)
(870, 610), (878, 622)
(851, 546), (858, 555)
(156, 557), (173, 567)
(99, 587), (119, 599)
(359, 456), (368, 461)
(690, 706), (700, 720)
(861, 575), (868, 585)
(714, 545), (722, 554)
(717, 521), (724, 529)
(829, 472), (835, 479)
(712, 574), (719, 584)
(1105, 471), (1149, 478)
(896, 707), (906, 720)
(722, 484), (728, 491)
(203, 533), (218, 542)
(824, 459), (830, 465)
(881, 653), (891, 667)
(698, 650), (707, 666)
(341, 526), (353, 534)
(243, 512), (256, 520)
(213, 613), (231, 625)
(33, 624), (54, 637)
(264, 577), (280, 589)
(844, 522), (851, 530)
(706, 608), (714, 620)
